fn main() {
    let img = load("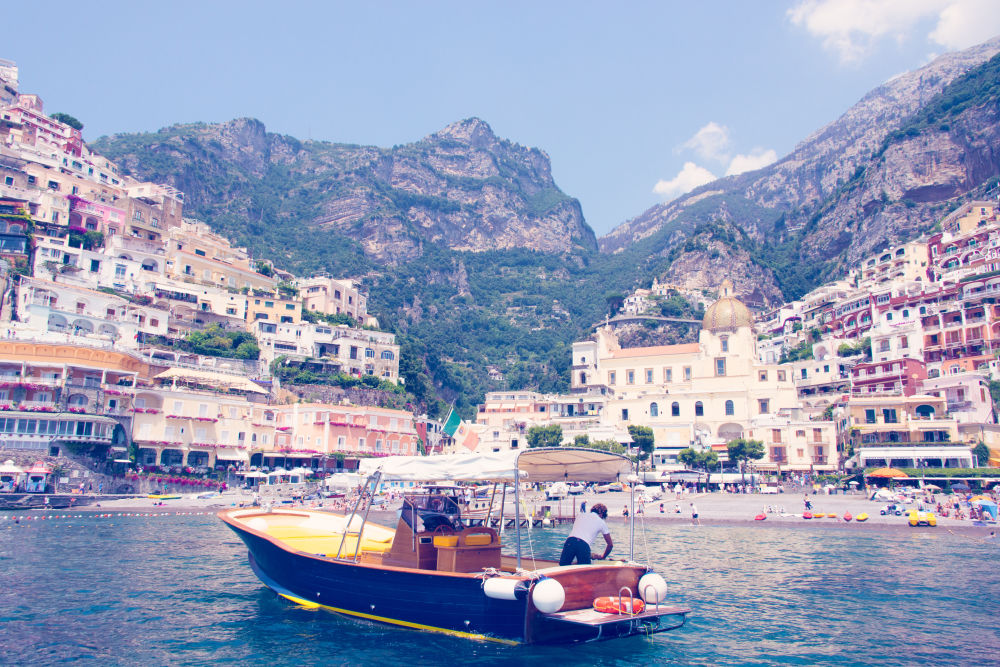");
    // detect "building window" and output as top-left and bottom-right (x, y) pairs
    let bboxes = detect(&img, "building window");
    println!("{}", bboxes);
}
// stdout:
(627, 370), (635, 385)
(725, 400), (734, 416)
(645, 369), (653, 383)
(777, 370), (786, 382)
(650, 402), (659, 417)
(882, 409), (898, 424)
(758, 399), (769, 414)
(671, 402), (680, 417)
(664, 368), (672, 382)
(683, 366), (691, 381)
(865, 409), (877, 424)
(621, 408), (629, 421)
(608, 371), (616, 385)
(721, 336), (729, 352)
(759, 371), (768, 382)
(772, 429), (782, 443)
(716, 358), (726, 376)
(695, 401), (704, 417)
